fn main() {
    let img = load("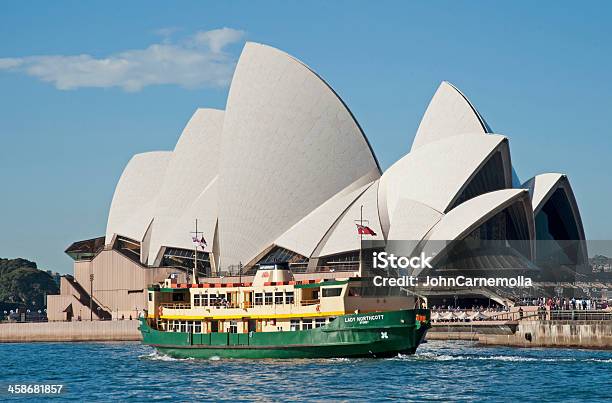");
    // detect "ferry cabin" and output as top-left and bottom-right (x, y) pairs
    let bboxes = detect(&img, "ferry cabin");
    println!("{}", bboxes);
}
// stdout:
(146, 264), (419, 334)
